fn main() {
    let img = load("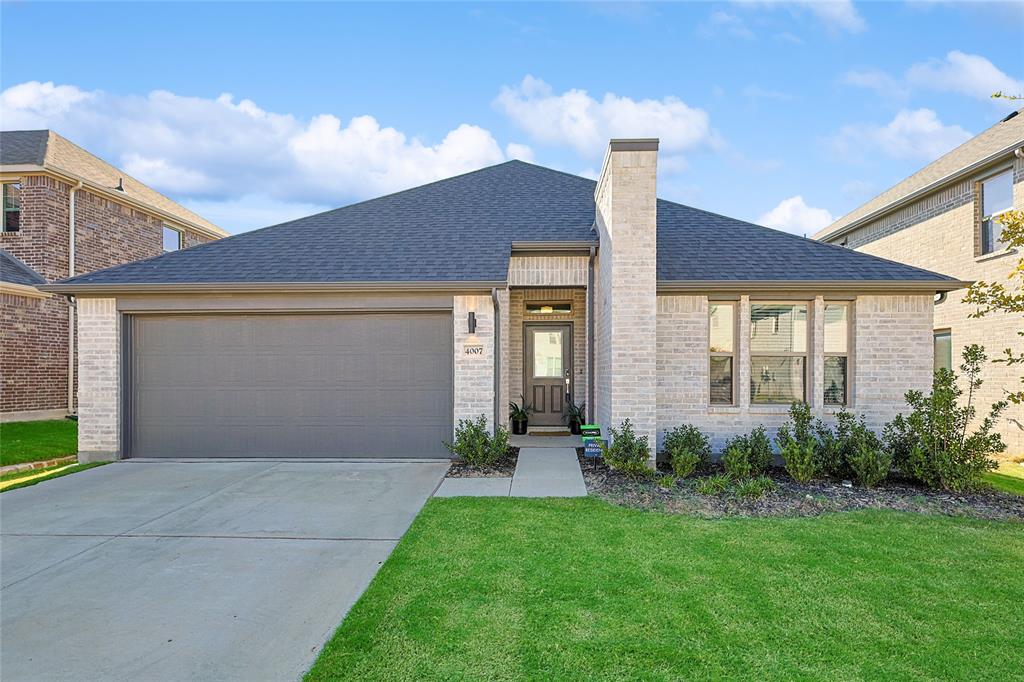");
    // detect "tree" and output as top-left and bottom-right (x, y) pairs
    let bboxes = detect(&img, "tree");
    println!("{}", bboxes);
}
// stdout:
(962, 208), (1024, 404)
